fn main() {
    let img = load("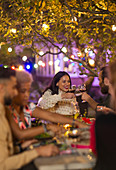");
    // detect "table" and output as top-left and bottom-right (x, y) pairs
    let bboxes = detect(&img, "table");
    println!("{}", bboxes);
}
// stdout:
(34, 148), (96, 170)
